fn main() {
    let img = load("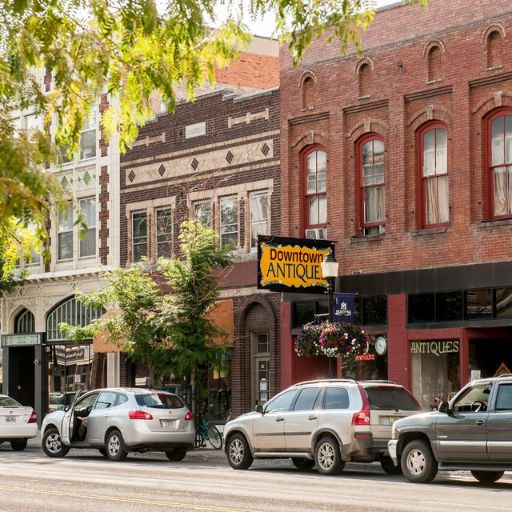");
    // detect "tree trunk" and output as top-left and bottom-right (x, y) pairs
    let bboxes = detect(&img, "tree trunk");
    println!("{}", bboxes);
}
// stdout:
(191, 368), (196, 415)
